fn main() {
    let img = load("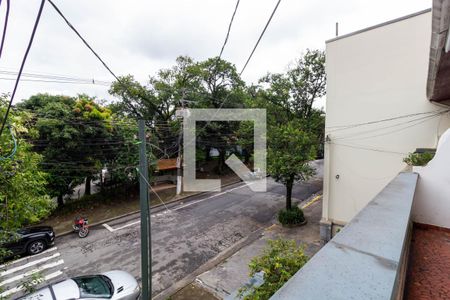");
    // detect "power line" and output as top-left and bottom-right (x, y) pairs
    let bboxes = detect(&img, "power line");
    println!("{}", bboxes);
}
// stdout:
(329, 142), (407, 155)
(218, 0), (240, 59)
(332, 110), (448, 141)
(46, 0), (142, 117)
(0, 125), (16, 161)
(335, 112), (444, 142)
(0, 0), (45, 141)
(348, 115), (442, 141)
(240, 0), (282, 75)
(0, 69), (112, 85)
(326, 109), (448, 132)
(168, 0), (281, 160)
(0, 77), (111, 86)
(46, 0), (119, 83)
(0, 0), (9, 59)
